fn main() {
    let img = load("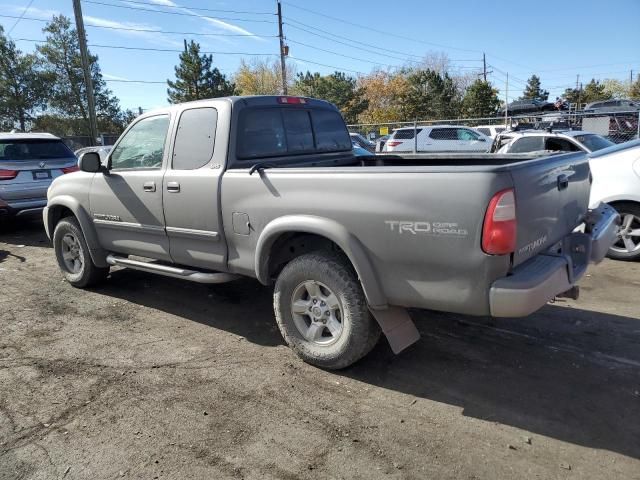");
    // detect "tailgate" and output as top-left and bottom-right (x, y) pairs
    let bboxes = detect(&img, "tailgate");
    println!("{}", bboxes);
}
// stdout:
(510, 152), (591, 266)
